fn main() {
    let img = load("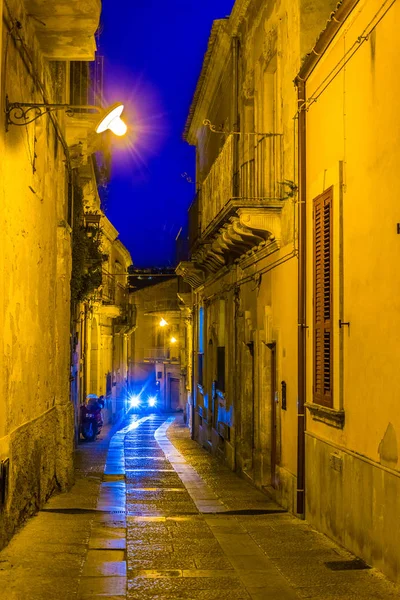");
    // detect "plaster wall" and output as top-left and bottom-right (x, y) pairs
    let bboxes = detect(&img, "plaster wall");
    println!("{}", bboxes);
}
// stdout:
(0, 0), (74, 547)
(304, 0), (400, 581)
